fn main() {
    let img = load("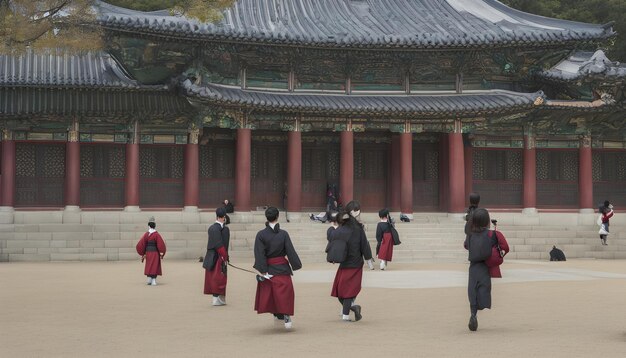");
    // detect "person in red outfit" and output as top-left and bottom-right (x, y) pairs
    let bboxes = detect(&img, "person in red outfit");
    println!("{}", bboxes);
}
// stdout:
(136, 217), (166, 286)
(376, 208), (394, 270)
(599, 200), (615, 245)
(203, 208), (230, 306)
